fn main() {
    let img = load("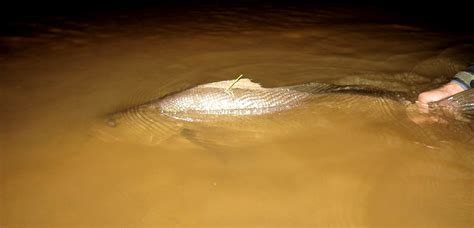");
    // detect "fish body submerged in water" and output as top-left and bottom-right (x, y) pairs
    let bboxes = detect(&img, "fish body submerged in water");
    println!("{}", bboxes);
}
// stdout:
(97, 78), (472, 146)
(99, 78), (407, 145)
(153, 78), (406, 122)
